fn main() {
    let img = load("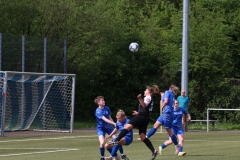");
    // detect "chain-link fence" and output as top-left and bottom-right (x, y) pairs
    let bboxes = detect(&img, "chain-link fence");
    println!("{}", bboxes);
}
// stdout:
(0, 33), (67, 73)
